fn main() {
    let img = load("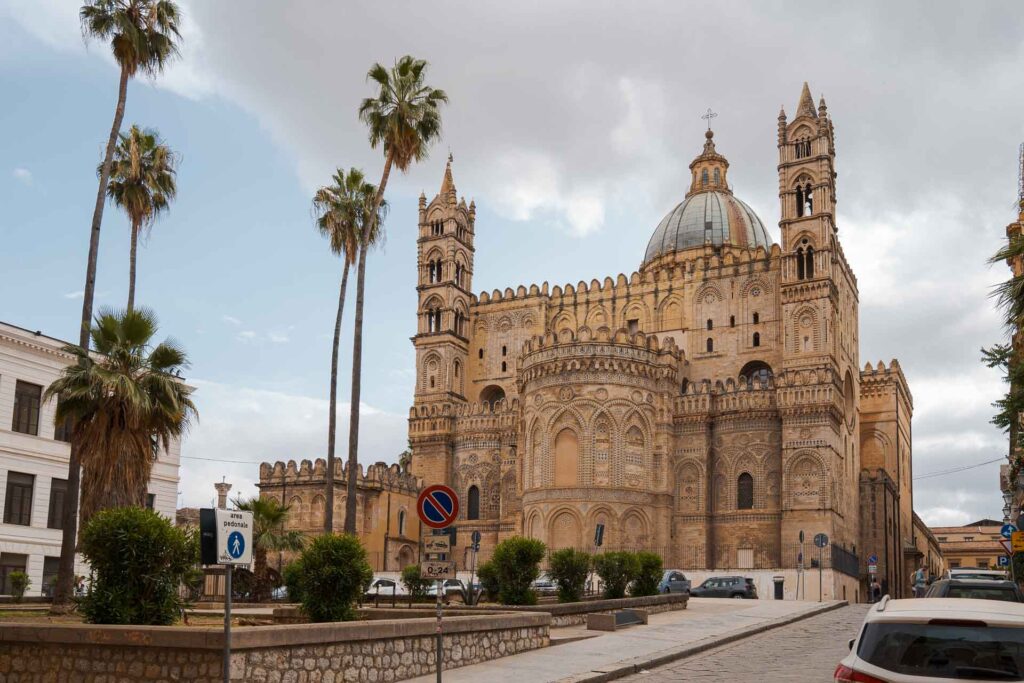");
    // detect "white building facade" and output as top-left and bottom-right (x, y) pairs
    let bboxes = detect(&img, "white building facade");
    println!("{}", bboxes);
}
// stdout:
(0, 322), (181, 597)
